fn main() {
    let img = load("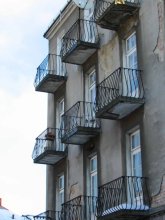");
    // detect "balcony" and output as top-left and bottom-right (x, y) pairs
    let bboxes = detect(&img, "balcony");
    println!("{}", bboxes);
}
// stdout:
(97, 176), (150, 219)
(61, 101), (100, 145)
(22, 216), (34, 220)
(34, 210), (62, 220)
(34, 54), (67, 93)
(32, 128), (67, 165)
(94, 0), (140, 30)
(96, 67), (144, 120)
(62, 195), (97, 220)
(61, 19), (99, 65)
